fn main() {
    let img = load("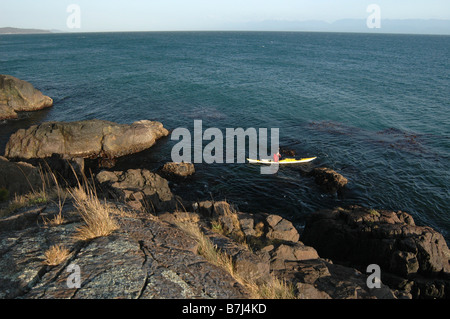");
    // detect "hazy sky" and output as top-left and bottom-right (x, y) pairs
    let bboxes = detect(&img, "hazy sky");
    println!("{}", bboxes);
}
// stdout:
(1, 0), (450, 32)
